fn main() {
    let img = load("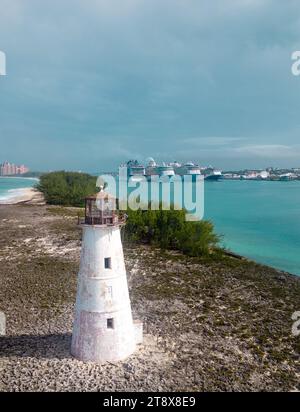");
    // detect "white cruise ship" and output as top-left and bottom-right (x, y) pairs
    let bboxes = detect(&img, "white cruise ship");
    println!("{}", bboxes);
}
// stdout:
(158, 163), (175, 177)
(203, 167), (223, 181)
(125, 160), (146, 181)
(174, 162), (201, 176)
